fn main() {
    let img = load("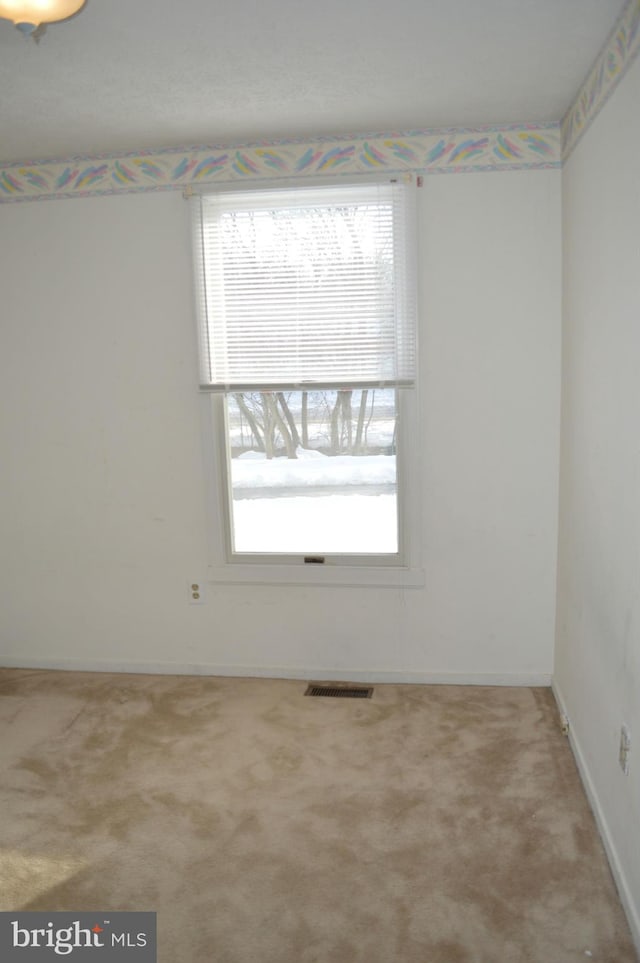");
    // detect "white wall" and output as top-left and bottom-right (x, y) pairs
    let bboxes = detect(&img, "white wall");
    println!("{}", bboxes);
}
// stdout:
(555, 55), (640, 943)
(0, 169), (561, 683)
